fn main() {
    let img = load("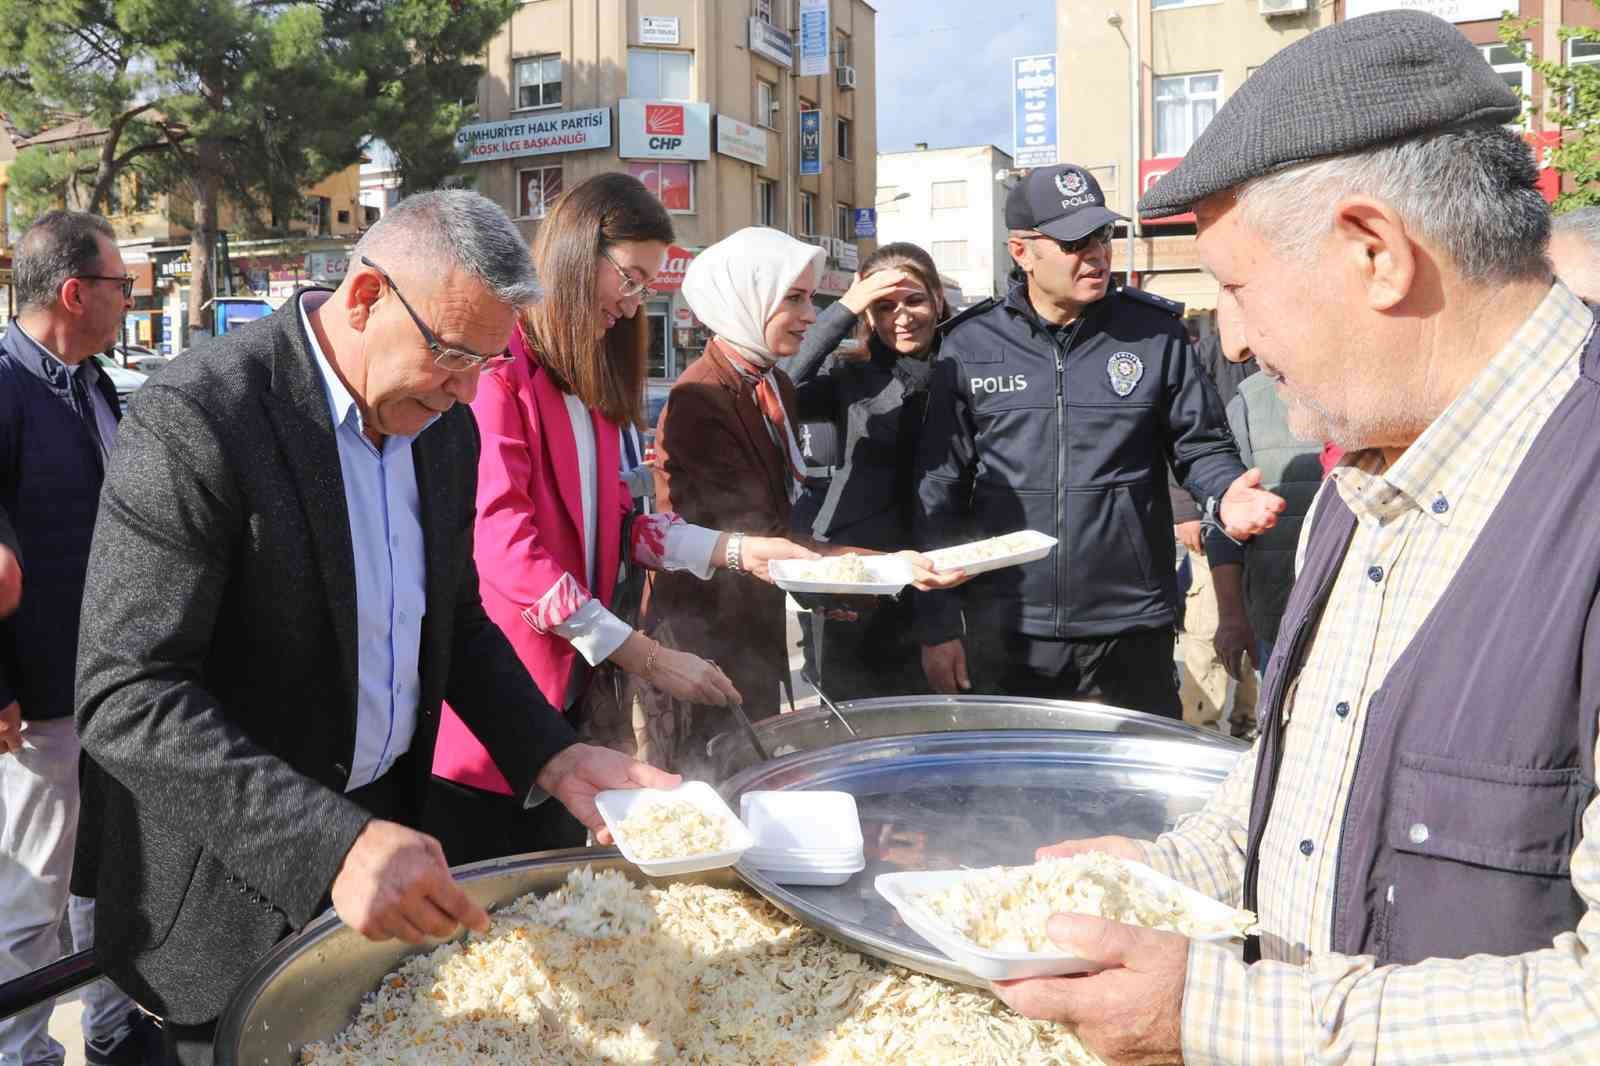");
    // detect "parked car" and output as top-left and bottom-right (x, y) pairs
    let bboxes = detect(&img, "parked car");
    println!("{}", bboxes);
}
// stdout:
(92, 354), (149, 406)
(113, 344), (172, 374)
